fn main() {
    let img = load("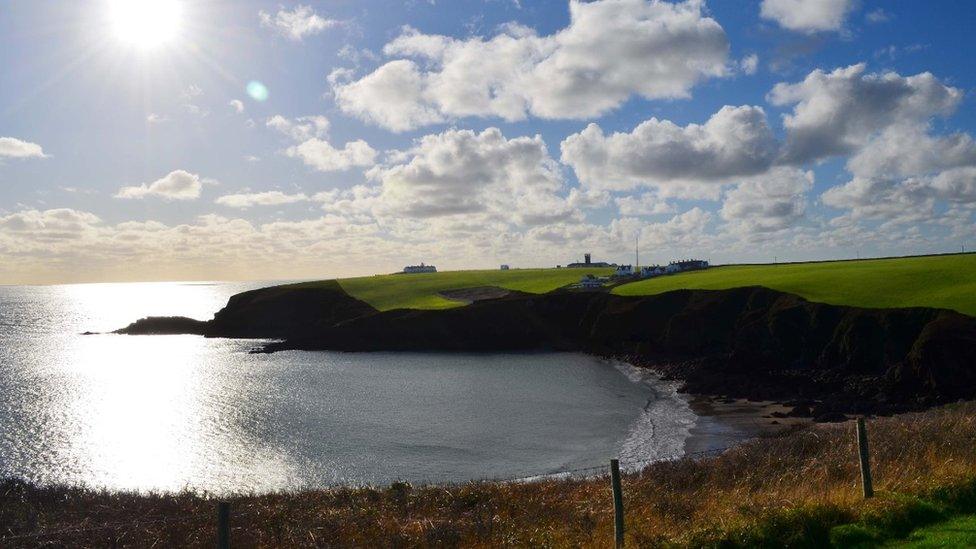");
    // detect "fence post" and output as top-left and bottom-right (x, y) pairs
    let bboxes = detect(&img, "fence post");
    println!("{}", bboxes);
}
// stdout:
(856, 417), (874, 499)
(610, 459), (624, 548)
(217, 501), (230, 549)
